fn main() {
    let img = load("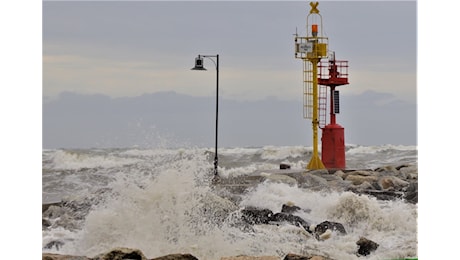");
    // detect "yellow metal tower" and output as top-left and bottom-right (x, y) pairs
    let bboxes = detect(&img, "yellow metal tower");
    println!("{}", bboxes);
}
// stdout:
(294, 2), (328, 169)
